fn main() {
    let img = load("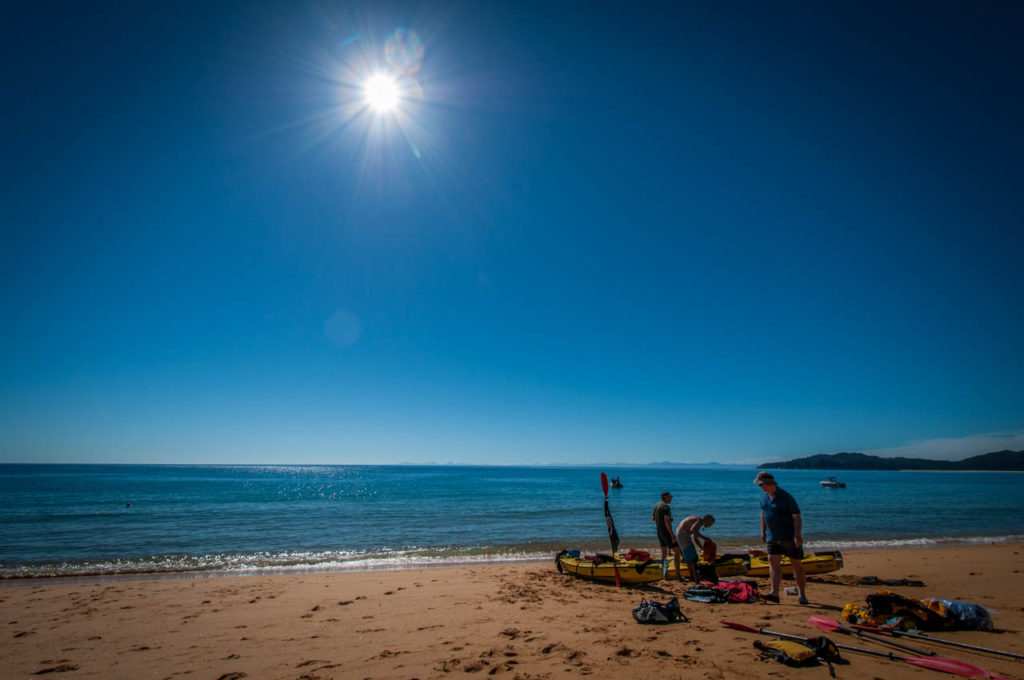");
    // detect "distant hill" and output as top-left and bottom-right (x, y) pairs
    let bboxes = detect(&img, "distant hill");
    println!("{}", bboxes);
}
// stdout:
(758, 450), (1024, 471)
